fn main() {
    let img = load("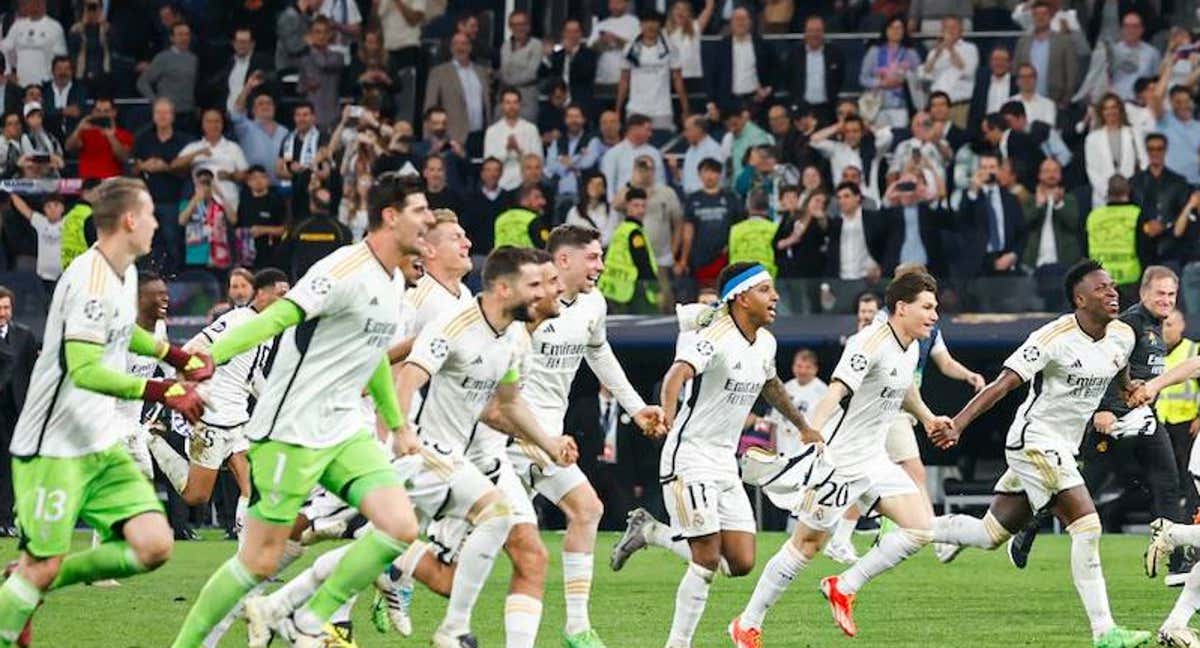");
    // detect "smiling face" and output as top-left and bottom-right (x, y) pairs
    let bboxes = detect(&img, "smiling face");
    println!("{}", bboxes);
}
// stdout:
(894, 290), (939, 340)
(228, 273), (253, 305)
(1141, 275), (1179, 320)
(534, 261), (565, 320)
(557, 239), (605, 294)
(1075, 268), (1120, 321)
(139, 278), (169, 321)
(505, 262), (546, 323)
(424, 219), (473, 276)
(735, 278), (779, 328)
